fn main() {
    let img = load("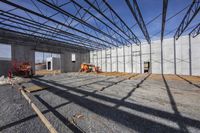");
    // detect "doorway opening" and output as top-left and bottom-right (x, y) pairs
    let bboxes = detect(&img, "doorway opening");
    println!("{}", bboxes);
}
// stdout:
(144, 61), (150, 73)
(47, 61), (51, 70)
(35, 51), (61, 75)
